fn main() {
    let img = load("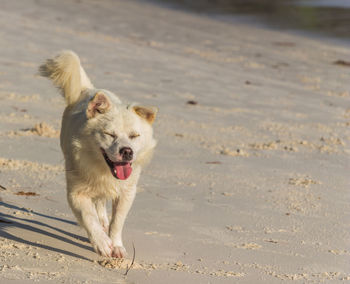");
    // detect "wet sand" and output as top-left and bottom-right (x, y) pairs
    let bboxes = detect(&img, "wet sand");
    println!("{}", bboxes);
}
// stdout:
(0, 0), (349, 283)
